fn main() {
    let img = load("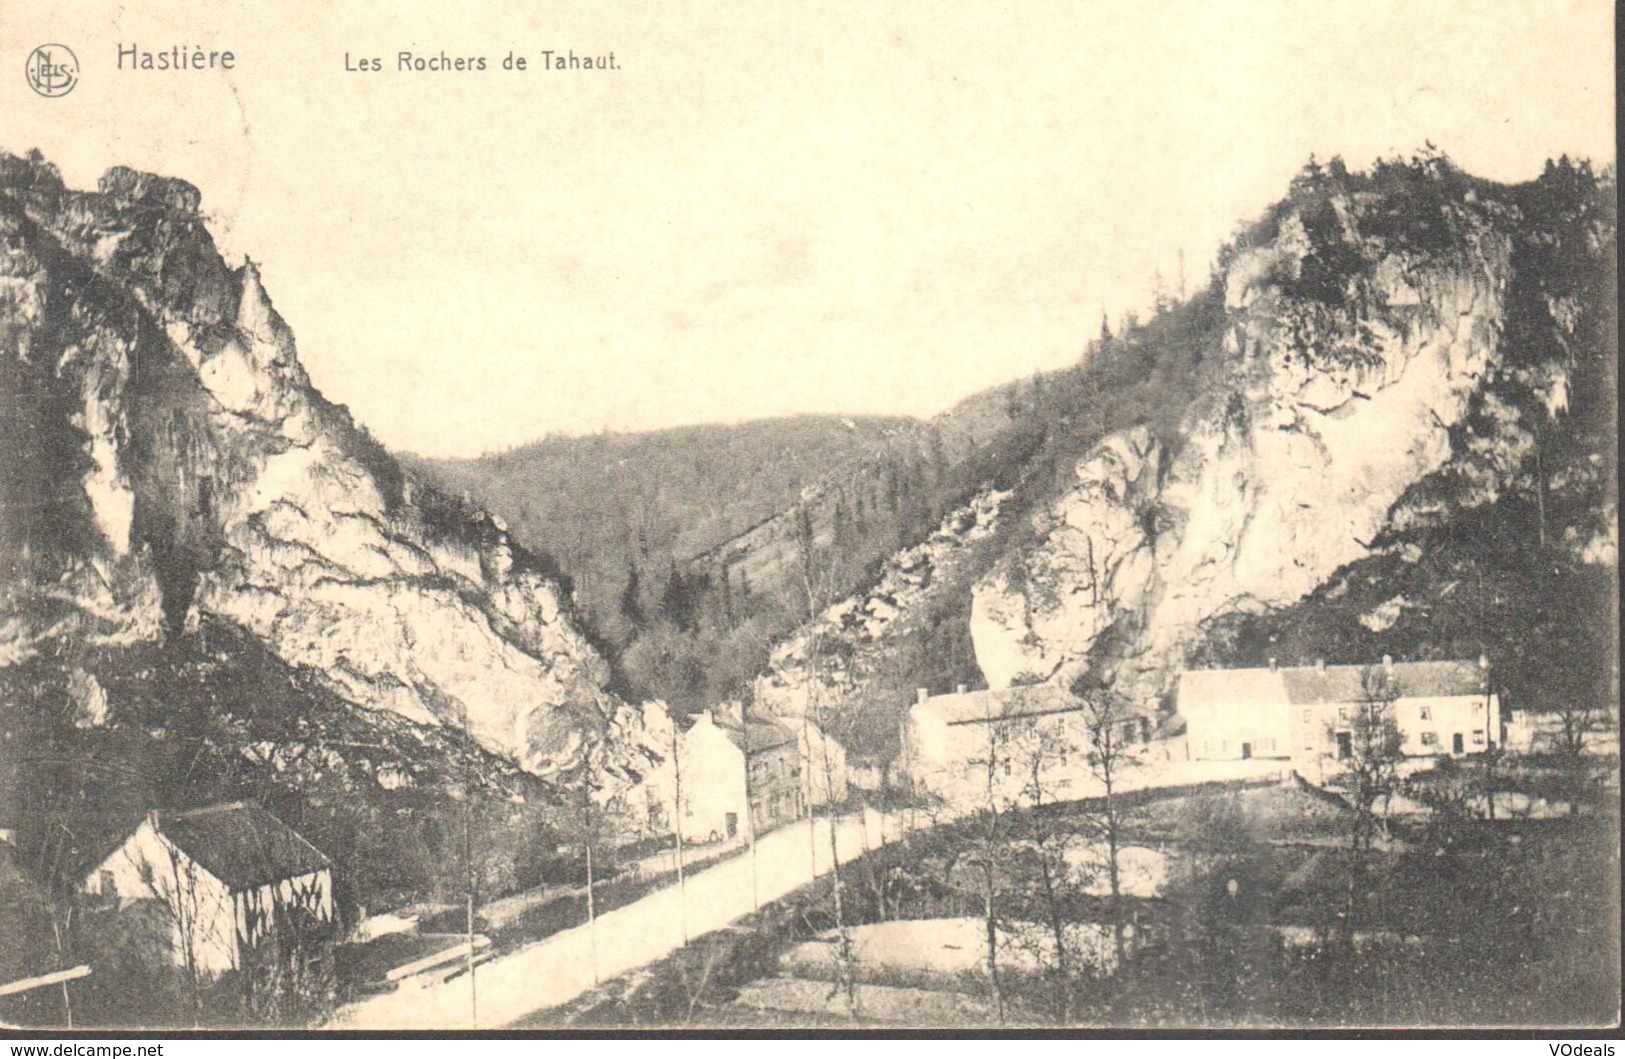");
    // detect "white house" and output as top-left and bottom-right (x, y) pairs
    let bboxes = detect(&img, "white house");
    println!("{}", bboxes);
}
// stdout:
(674, 710), (753, 844)
(781, 713), (849, 810)
(1179, 657), (1499, 765)
(1176, 664), (1296, 762)
(82, 803), (334, 979)
(905, 683), (1152, 808)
